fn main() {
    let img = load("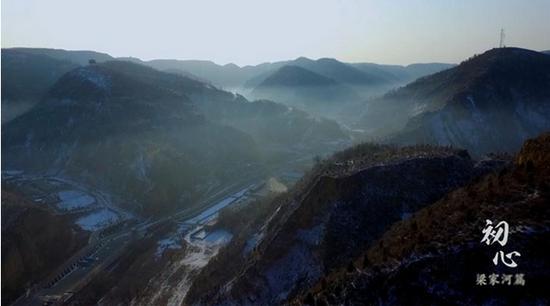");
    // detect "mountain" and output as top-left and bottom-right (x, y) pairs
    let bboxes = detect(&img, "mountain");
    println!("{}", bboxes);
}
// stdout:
(117, 57), (269, 91)
(1, 48), (115, 123)
(250, 65), (361, 118)
(2, 48), (348, 151)
(162, 68), (211, 83)
(143, 59), (246, 88)
(290, 57), (388, 86)
(121, 57), (385, 92)
(1, 53), (350, 305)
(350, 62), (455, 84)
(359, 47), (550, 155)
(184, 143), (507, 305)
(295, 133), (550, 305)
(86, 61), (350, 152)
(2, 47), (455, 99)
(1, 49), (78, 123)
(246, 59), (453, 121)
(257, 65), (338, 87)
(245, 57), (400, 91)
(2, 60), (349, 216)
(246, 59), (453, 91)
(403, 62), (456, 79)
(197, 96), (349, 153)
(124, 54), (453, 100)
(2, 61), (261, 216)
